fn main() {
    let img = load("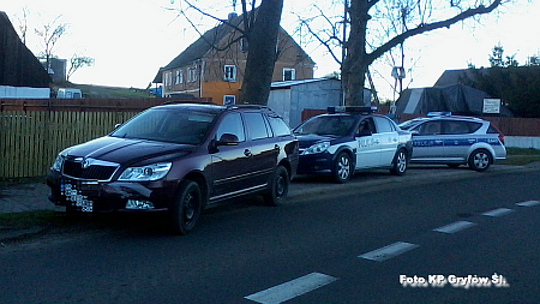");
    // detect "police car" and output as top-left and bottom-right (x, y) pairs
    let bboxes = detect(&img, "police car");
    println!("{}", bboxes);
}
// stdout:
(293, 107), (413, 183)
(398, 113), (506, 171)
